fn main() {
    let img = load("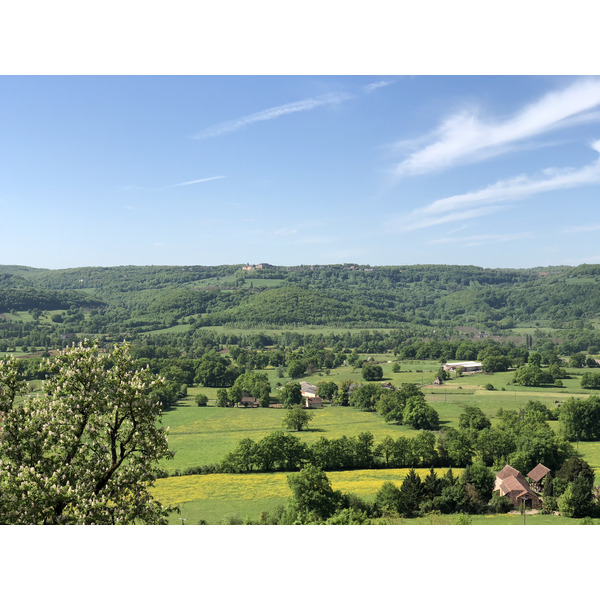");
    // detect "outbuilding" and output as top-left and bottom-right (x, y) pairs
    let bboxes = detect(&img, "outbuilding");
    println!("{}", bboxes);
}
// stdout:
(442, 361), (482, 373)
